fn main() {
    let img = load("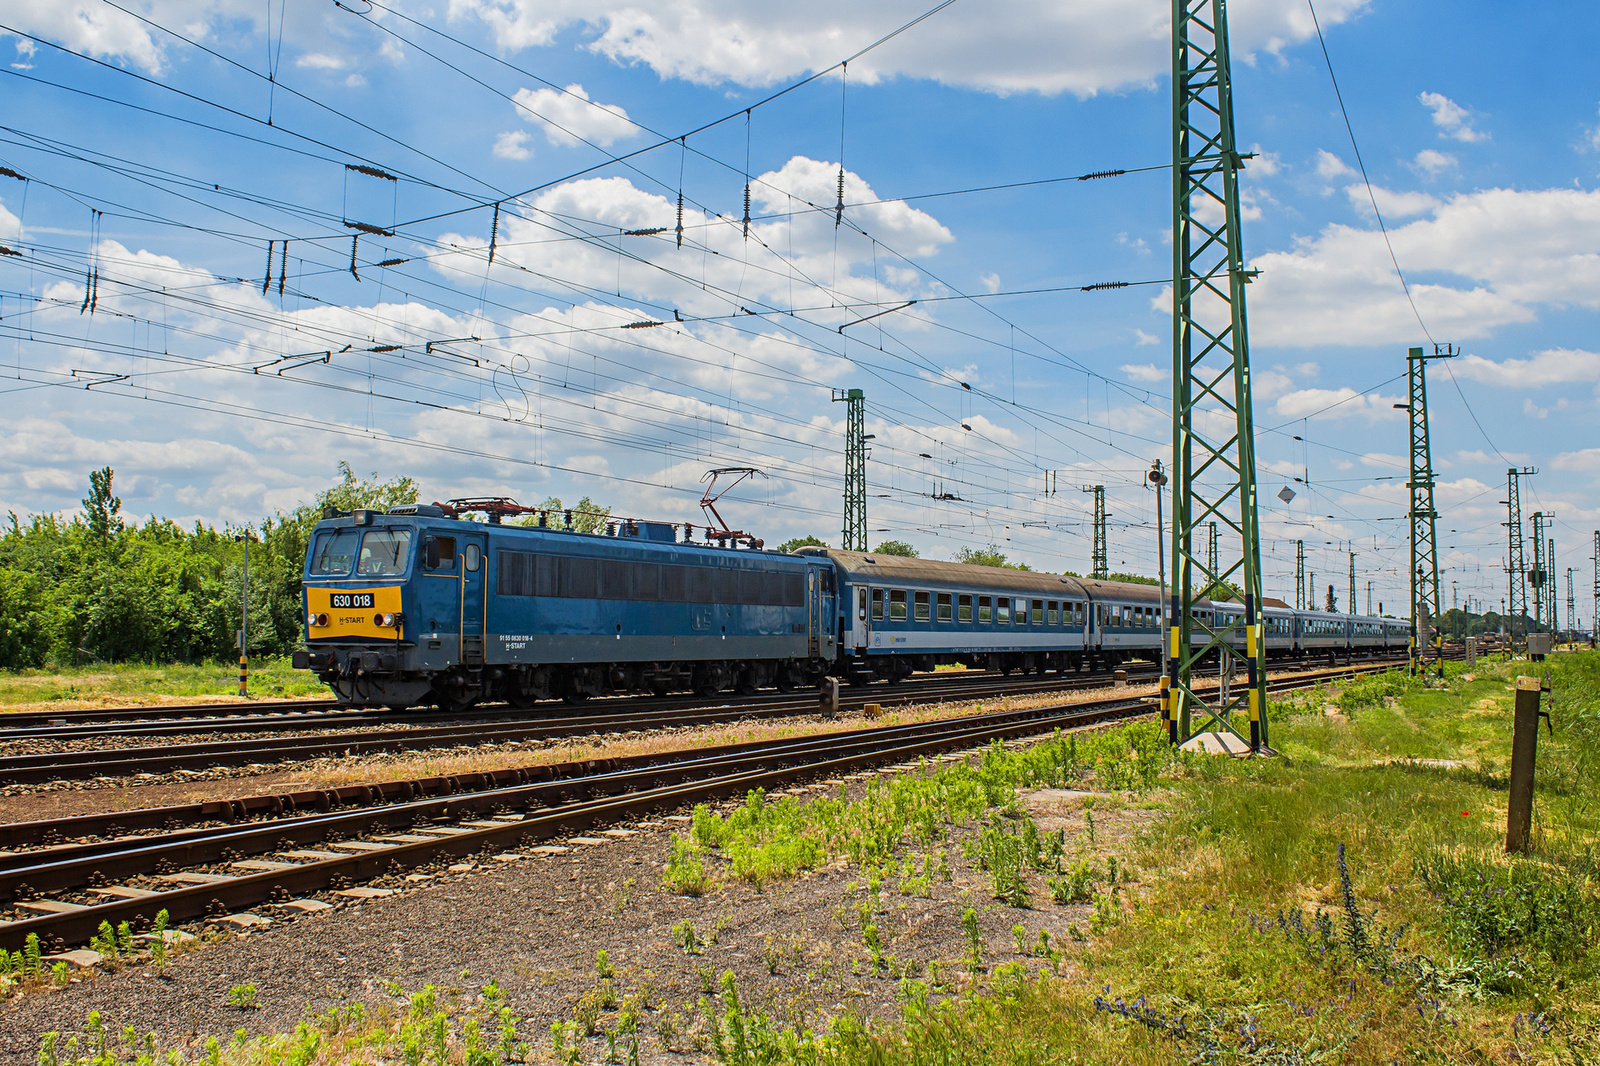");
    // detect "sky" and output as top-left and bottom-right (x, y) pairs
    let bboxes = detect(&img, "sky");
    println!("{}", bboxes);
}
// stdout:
(0, 0), (1597, 624)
